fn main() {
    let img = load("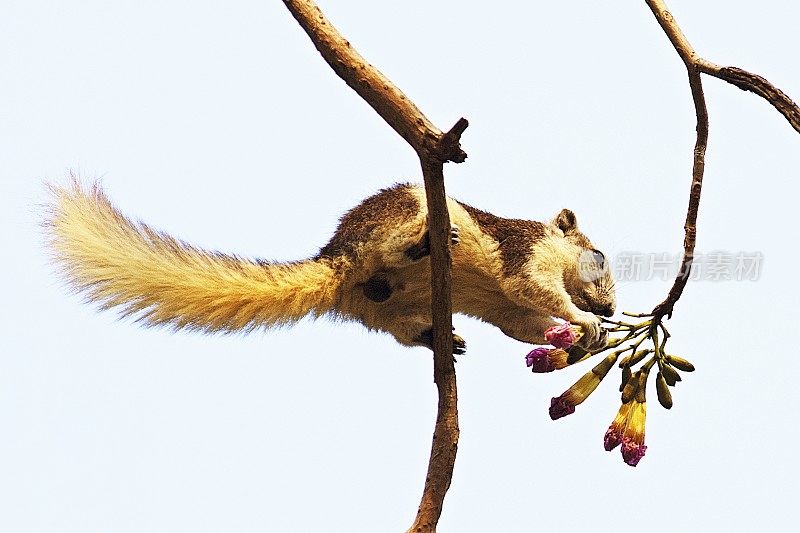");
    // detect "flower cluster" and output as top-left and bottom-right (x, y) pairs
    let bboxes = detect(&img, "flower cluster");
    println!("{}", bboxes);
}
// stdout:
(524, 314), (695, 467)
